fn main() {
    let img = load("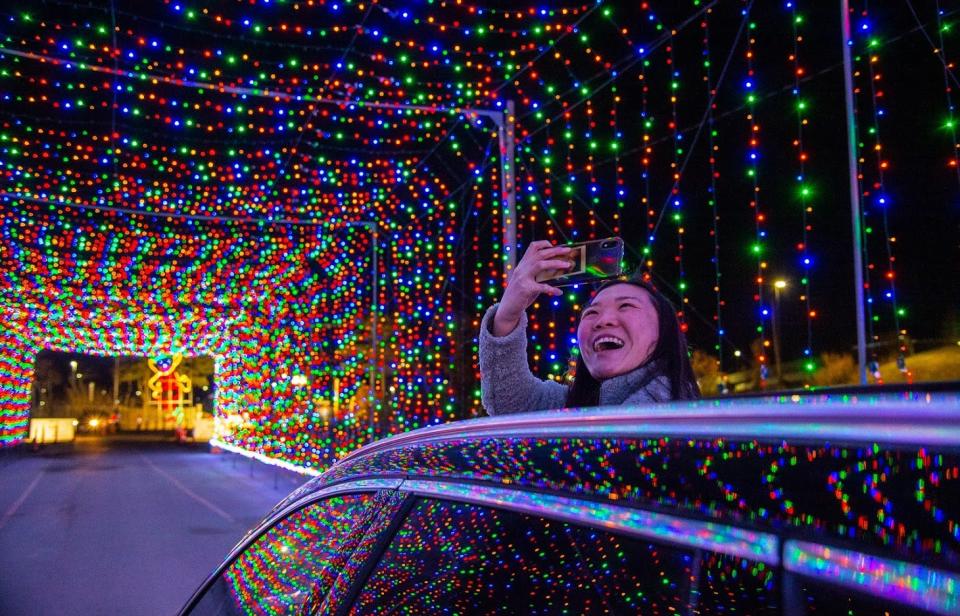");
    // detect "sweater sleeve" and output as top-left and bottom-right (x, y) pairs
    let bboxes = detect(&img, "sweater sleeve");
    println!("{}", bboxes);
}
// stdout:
(478, 304), (569, 415)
